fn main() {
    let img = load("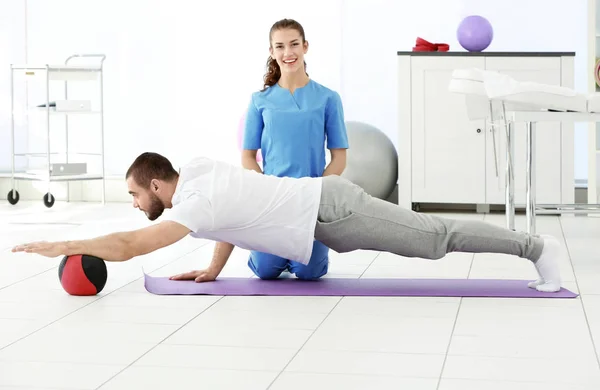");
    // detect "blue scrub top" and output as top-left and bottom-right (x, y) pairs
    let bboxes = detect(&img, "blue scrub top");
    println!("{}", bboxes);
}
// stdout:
(242, 79), (349, 178)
